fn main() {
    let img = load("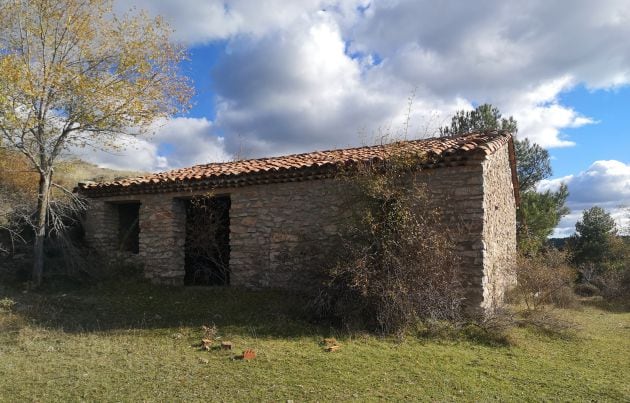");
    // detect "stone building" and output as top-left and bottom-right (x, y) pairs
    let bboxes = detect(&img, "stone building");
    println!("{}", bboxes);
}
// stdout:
(77, 131), (519, 311)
